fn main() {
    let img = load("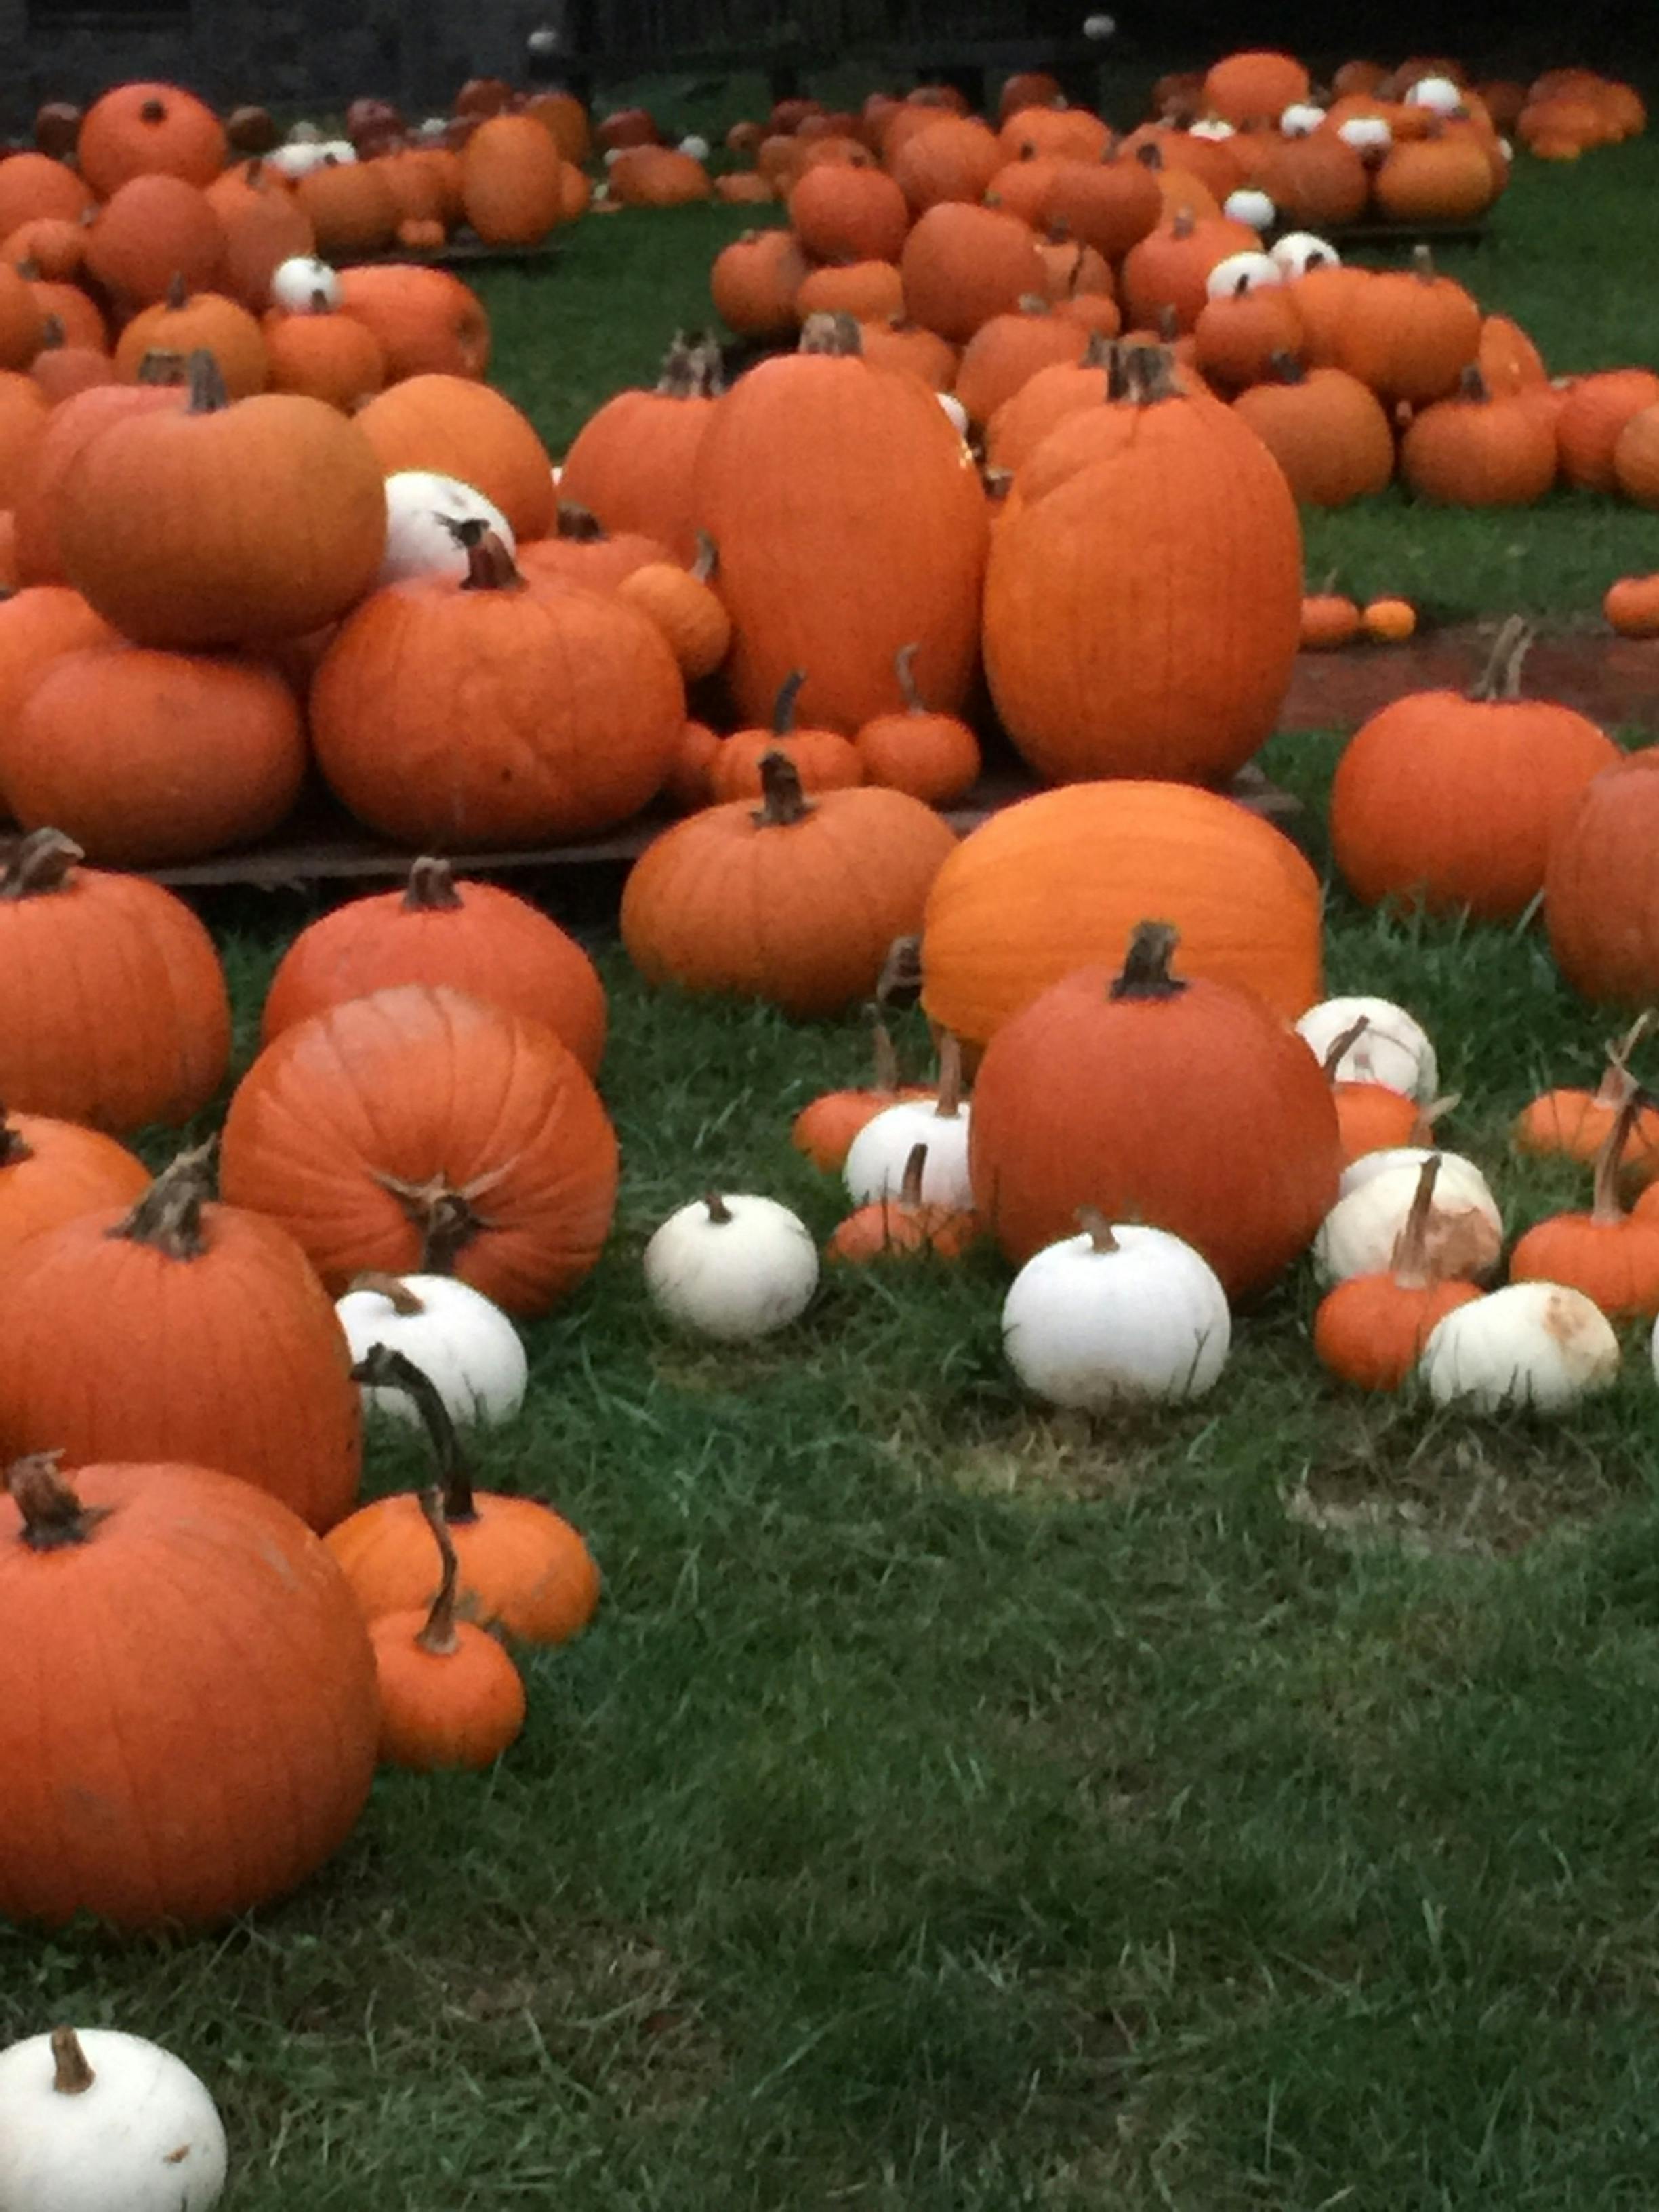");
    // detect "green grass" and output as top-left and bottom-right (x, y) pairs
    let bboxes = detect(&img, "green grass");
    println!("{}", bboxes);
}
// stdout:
(13, 134), (1659, 2212)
